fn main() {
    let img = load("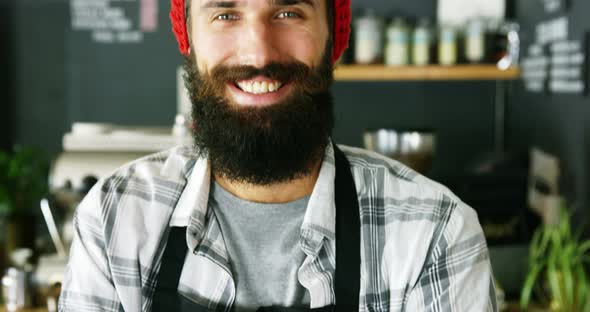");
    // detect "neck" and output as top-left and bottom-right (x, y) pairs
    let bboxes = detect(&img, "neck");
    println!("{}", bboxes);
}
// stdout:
(213, 160), (322, 204)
